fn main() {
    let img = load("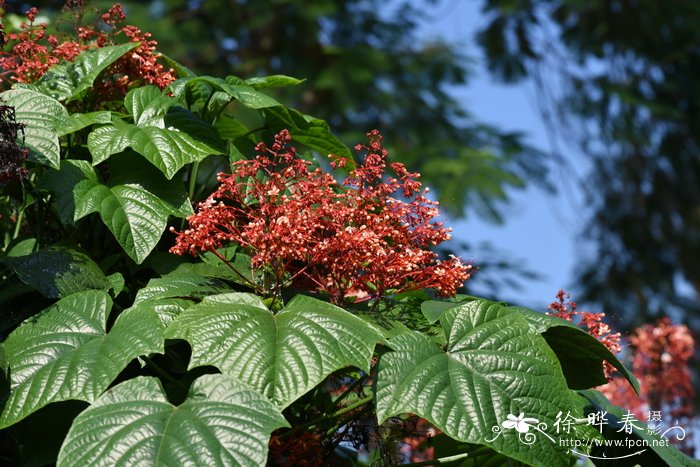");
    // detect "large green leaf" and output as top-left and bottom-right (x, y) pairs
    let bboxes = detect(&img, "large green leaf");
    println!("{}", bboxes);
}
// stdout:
(127, 298), (194, 328)
(57, 374), (288, 467)
(165, 293), (383, 408)
(509, 306), (639, 393)
(376, 299), (582, 467)
(1, 246), (112, 298)
(421, 299), (639, 393)
(39, 159), (190, 263)
(0, 290), (164, 428)
(87, 86), (225, 178)
(0, 89), (67, 168)
(34, 43), (139, 102)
